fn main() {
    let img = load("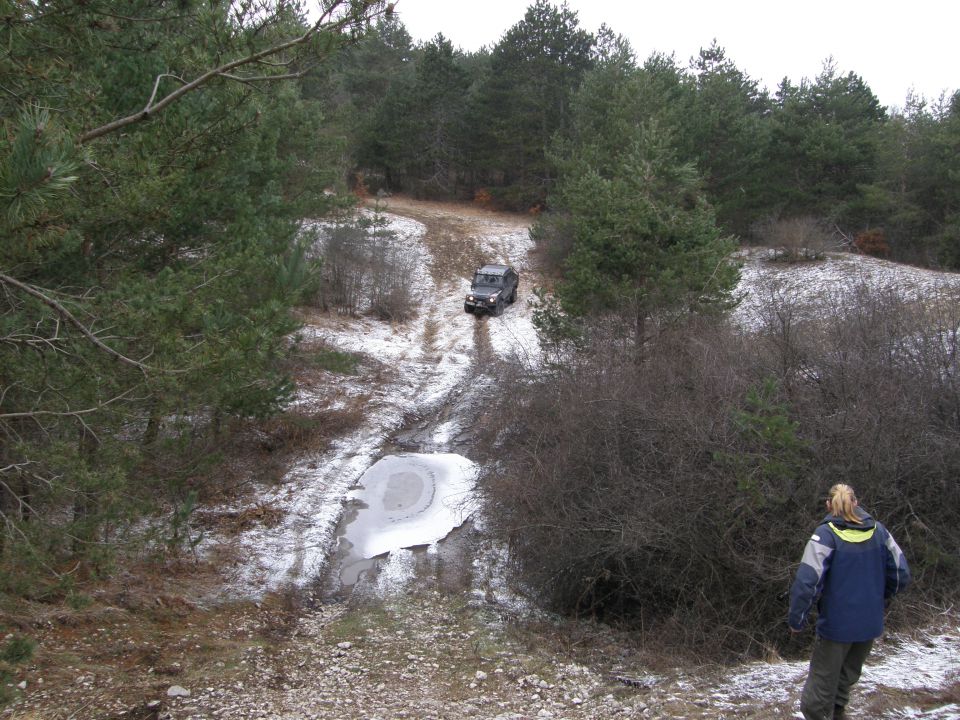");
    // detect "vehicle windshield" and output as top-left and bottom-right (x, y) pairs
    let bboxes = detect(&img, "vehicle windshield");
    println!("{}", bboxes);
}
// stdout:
(472, 273), (502, 288)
